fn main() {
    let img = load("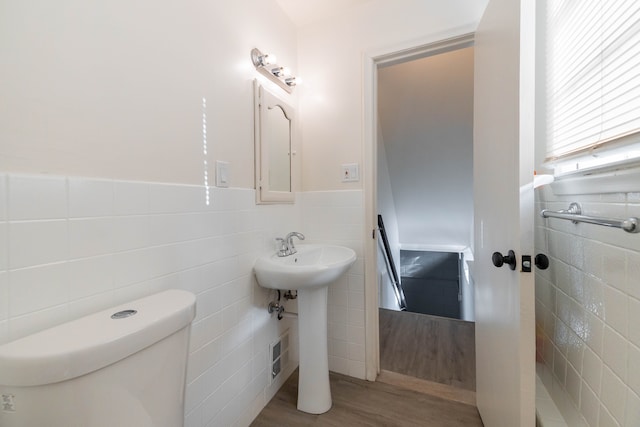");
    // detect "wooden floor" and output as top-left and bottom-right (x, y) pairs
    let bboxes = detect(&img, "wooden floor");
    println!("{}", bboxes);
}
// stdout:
(251, 370), (483, 427)
(379, 309), (476, 391)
